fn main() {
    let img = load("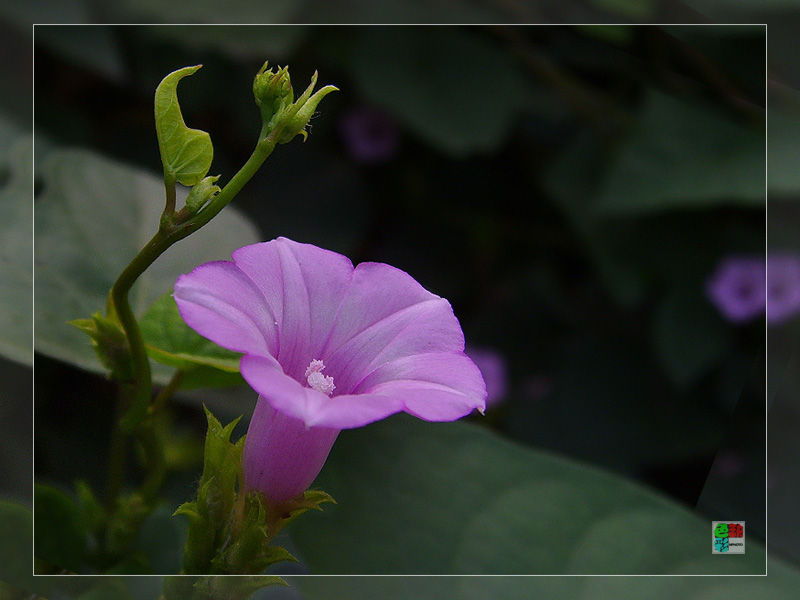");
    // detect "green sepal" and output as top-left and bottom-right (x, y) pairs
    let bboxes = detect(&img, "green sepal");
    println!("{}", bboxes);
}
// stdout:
(276, 489), (337, 529)
(69, 309), (132, 381)
(175, 407), (244, 574)
(174, 407), (335, 574)
(278, 77), (338, 144)
(219, 492), (300, 574)
(154, 65), (214, 186)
